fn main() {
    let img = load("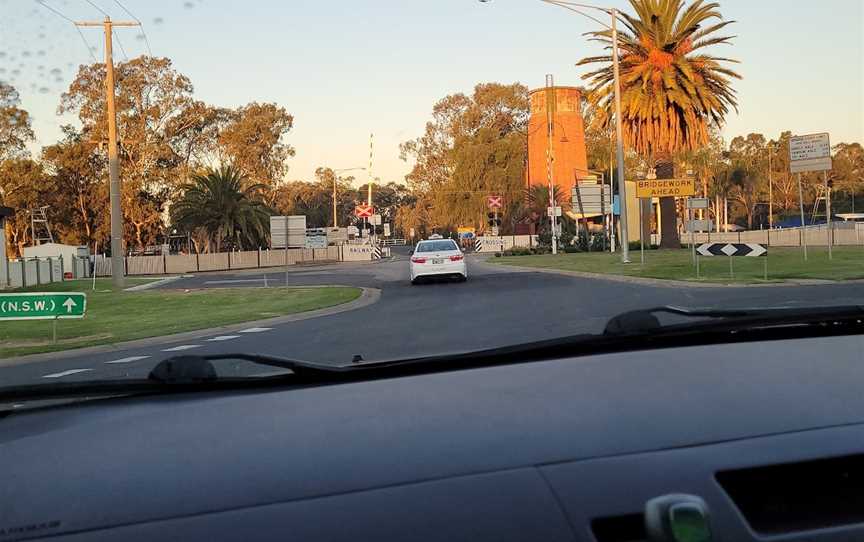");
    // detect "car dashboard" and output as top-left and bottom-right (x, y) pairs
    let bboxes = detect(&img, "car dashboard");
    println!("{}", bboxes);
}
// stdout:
(2, 334), (864, 542)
